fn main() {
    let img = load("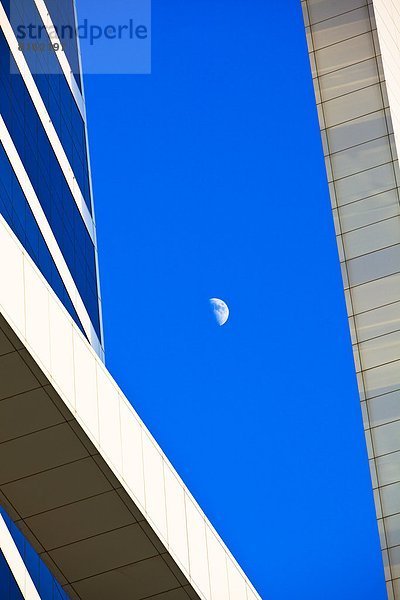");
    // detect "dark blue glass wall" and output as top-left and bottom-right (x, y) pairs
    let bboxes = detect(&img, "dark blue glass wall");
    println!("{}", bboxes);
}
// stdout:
(44, 0), (82, 91)
(6, 0), (91, 212)
(1, 0), (82, 92)
(0, 509), (69, 600)
(0, 30), (100, 338)
(0, 551), (23, 599)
